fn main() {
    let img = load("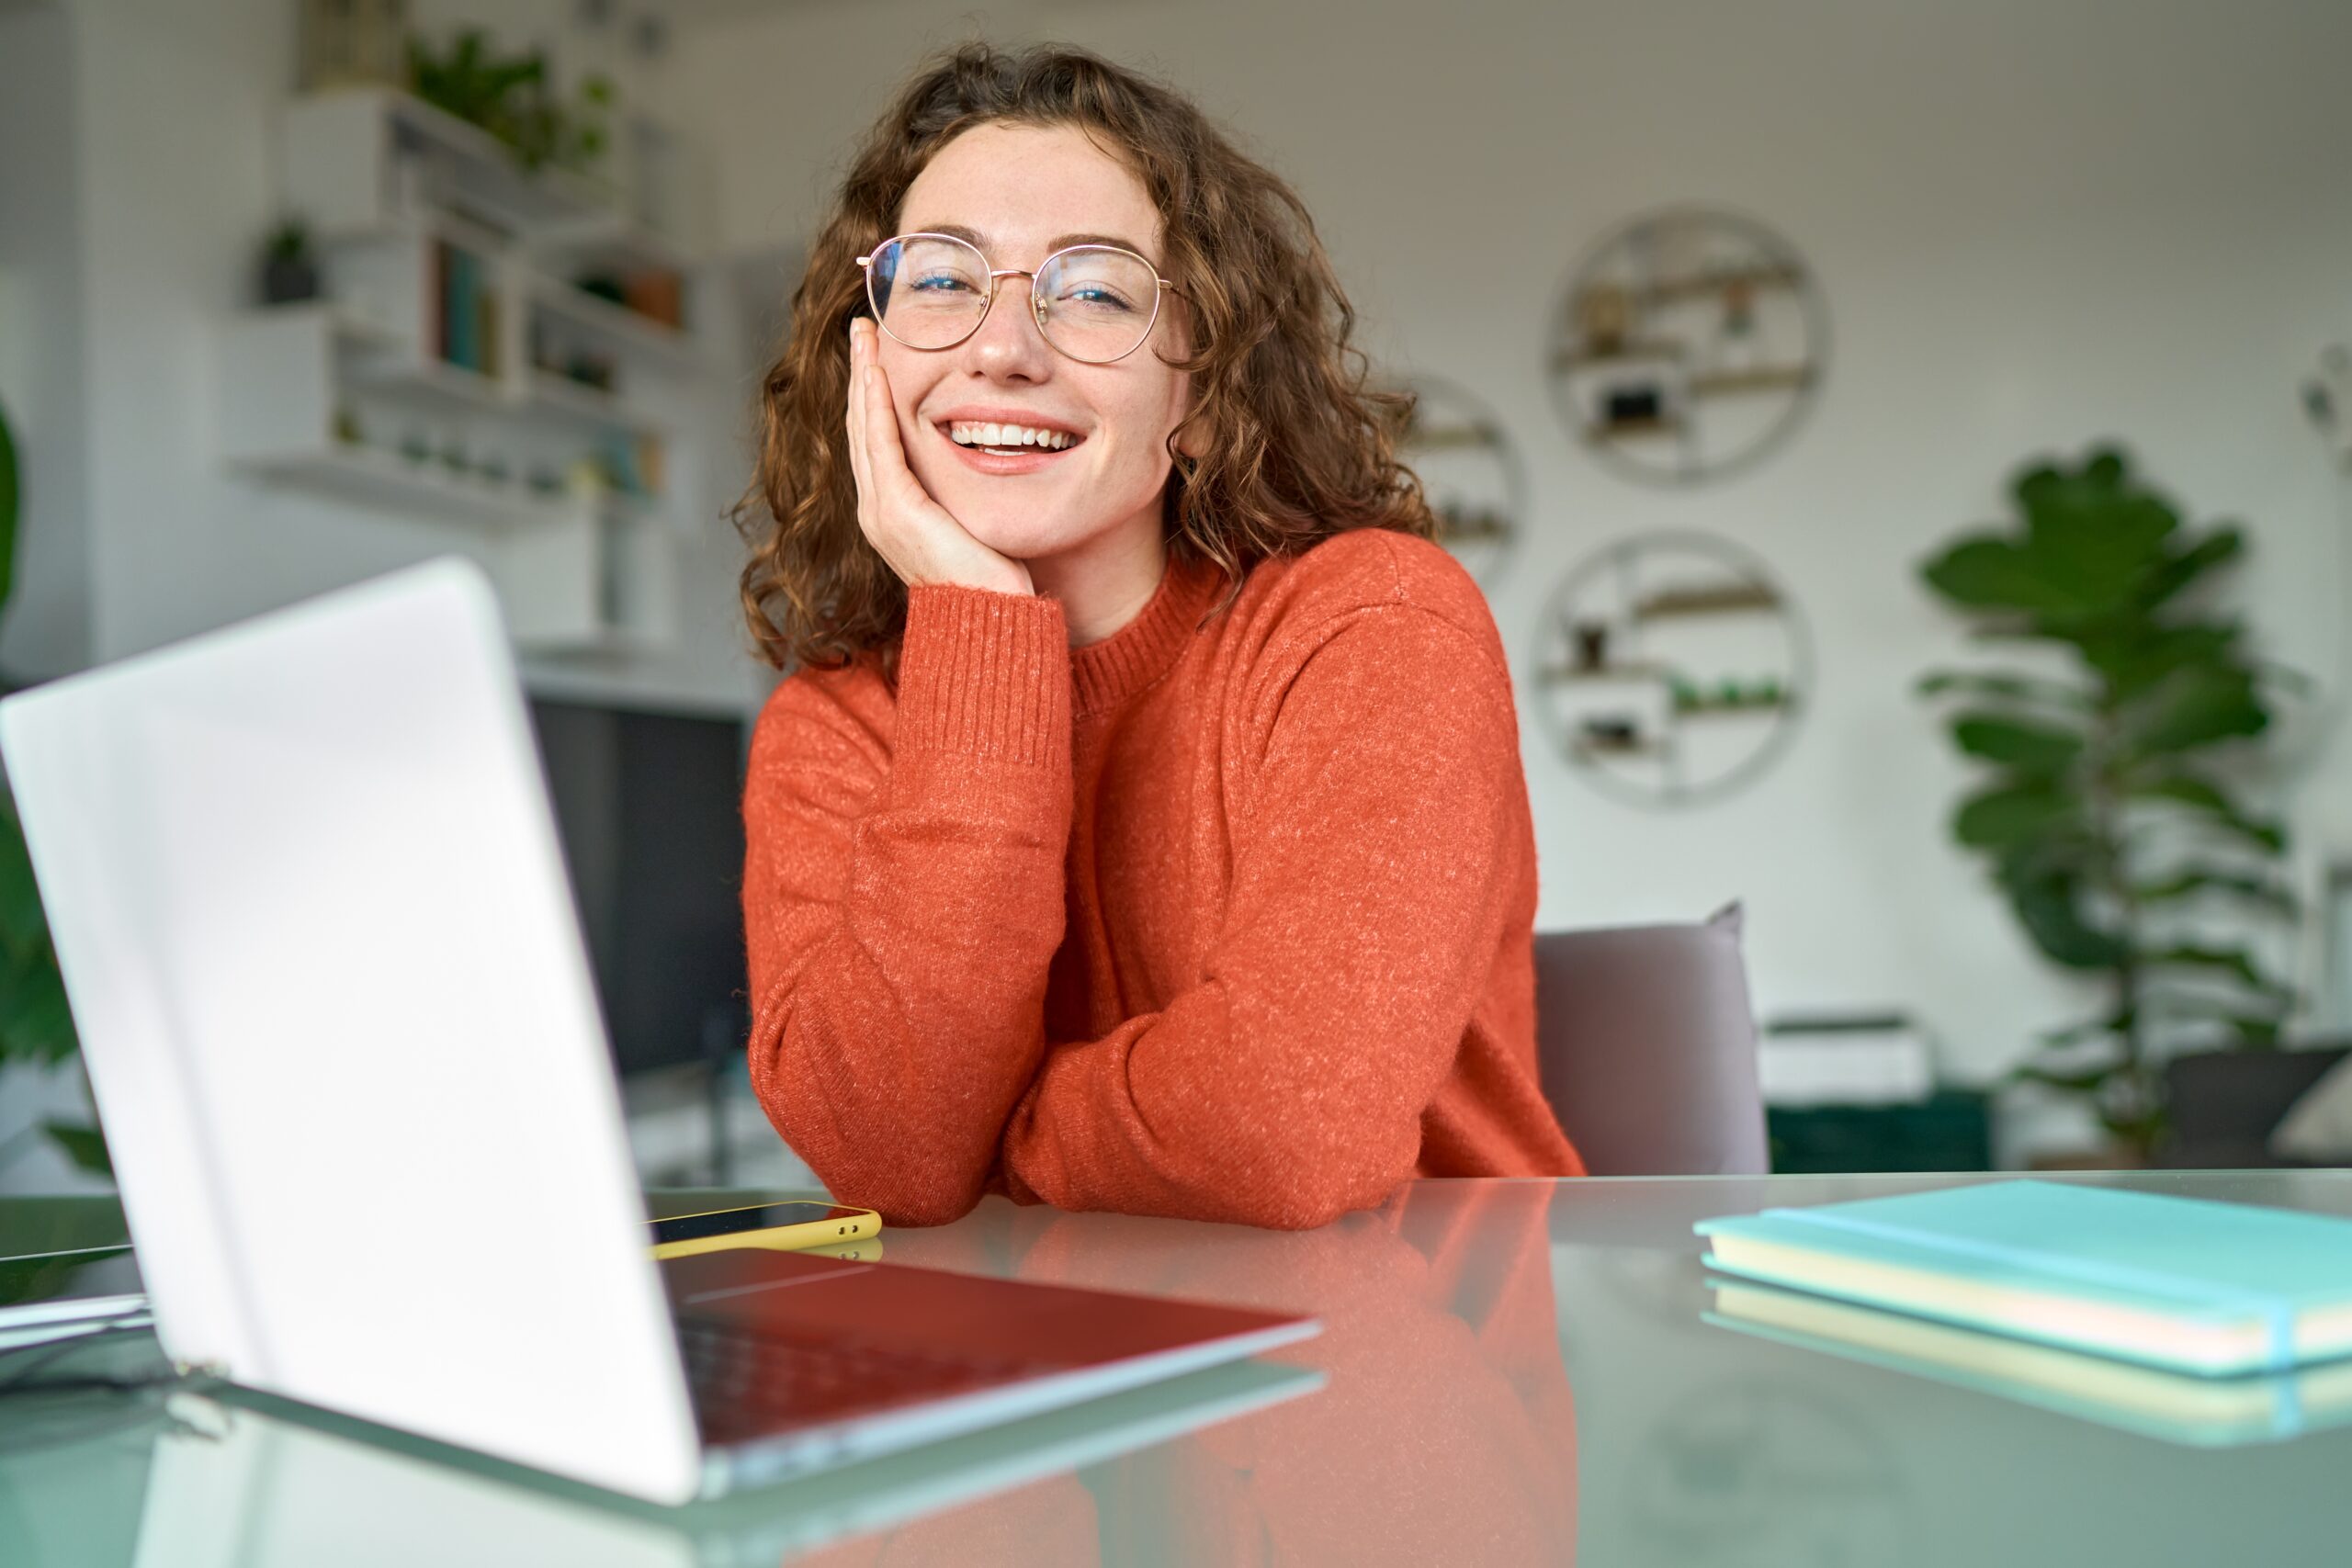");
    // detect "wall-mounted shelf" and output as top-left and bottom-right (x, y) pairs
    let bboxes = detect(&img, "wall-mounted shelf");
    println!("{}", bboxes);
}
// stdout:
(1405, 423), (1502, 453)
(1674, 699), (1791, 718)
(349, 352), (509, 409)
(1542, 660), (1675, 683)
(524, 368), (663, 435)
(1549, 209), (1827, 486)
(528, 276), (699, 367)
(1552, 340), (1687, 371)
(1689, 365), (1817, 398)
(1396, 375), (1526, 590)
(1574, 734), (1674, 760)
(229, 444), (598, 530)
(1629, 264), (1805, 309)
(220, 85), (725, 660)
(1535, 531), (1811, 808)
(1634, 583), (1782, 620)
(1587, 417), (1687, 443)
(289, 88), (616, 243)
